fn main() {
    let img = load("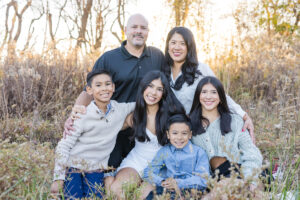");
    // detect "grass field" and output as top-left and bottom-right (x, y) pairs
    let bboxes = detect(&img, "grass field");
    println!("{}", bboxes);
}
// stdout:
(0, 33), (299, 199)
